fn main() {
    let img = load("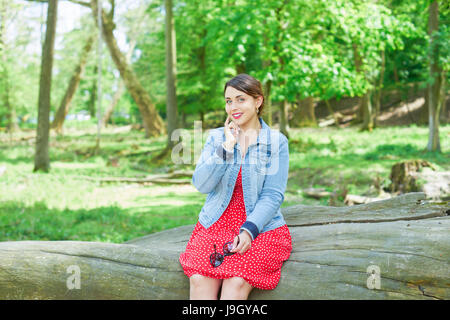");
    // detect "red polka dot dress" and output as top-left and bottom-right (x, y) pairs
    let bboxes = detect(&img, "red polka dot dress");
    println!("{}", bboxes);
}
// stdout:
(179, 165), (292, 290)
